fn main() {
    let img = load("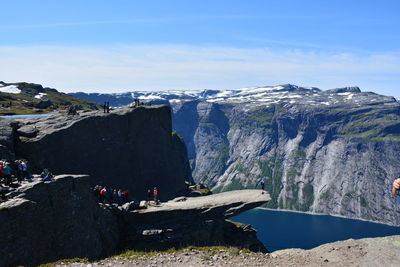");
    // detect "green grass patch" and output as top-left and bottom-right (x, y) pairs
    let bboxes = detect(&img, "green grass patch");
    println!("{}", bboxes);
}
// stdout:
(300, 184), (314, 211)
(294, 149), (307, 158)
(360, 196), (368, 207)
(320, 189), (331, 200)
(225, 219), (246, 228)
(199, 122), (218, 129)
(115, 246), (251, 260)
